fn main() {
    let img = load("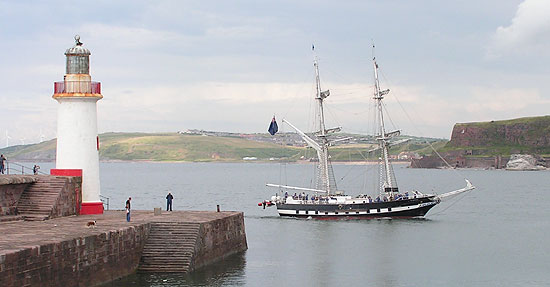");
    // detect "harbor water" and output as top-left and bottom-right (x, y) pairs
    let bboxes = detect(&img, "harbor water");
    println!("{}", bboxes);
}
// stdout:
(36, 162), (550, 286)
